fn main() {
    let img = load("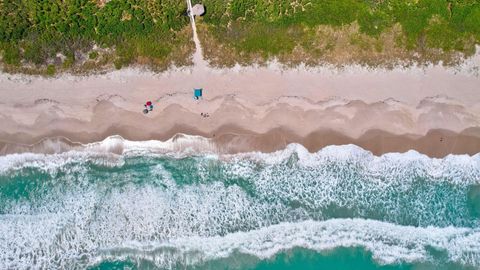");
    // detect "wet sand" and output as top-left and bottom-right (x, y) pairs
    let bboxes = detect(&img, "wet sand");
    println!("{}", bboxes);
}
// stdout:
(0, 51), (480, 157)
